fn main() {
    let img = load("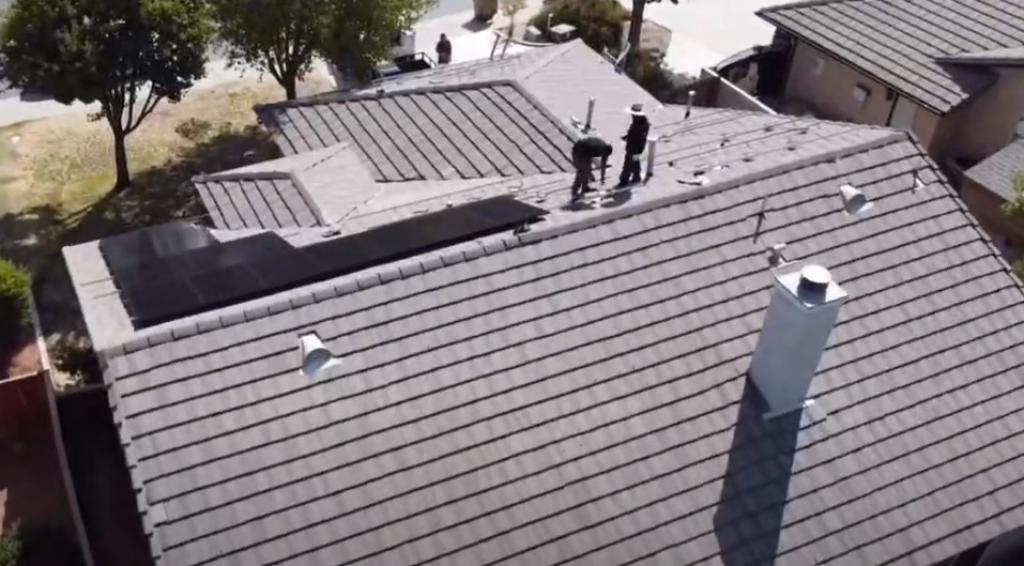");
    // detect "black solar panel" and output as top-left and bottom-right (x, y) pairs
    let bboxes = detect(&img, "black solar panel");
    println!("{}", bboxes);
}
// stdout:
(100, 221), (217, 274)
(104, 197), (547, 328)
